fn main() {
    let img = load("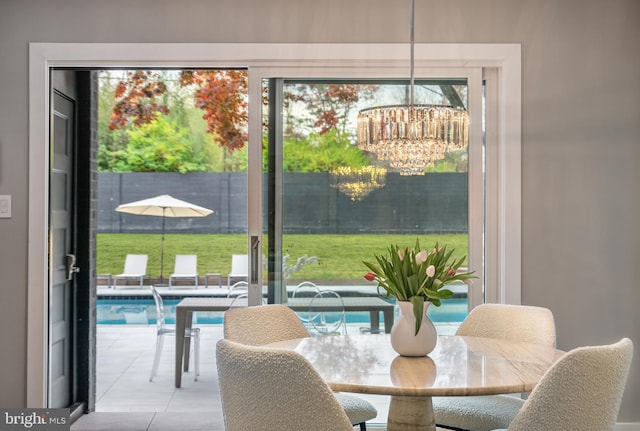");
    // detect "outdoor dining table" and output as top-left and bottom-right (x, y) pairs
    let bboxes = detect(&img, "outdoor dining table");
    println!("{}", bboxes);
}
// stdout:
(174, 297), (249, 388)
(265, 334), (565, 431)
(286, 296), (395, 334)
